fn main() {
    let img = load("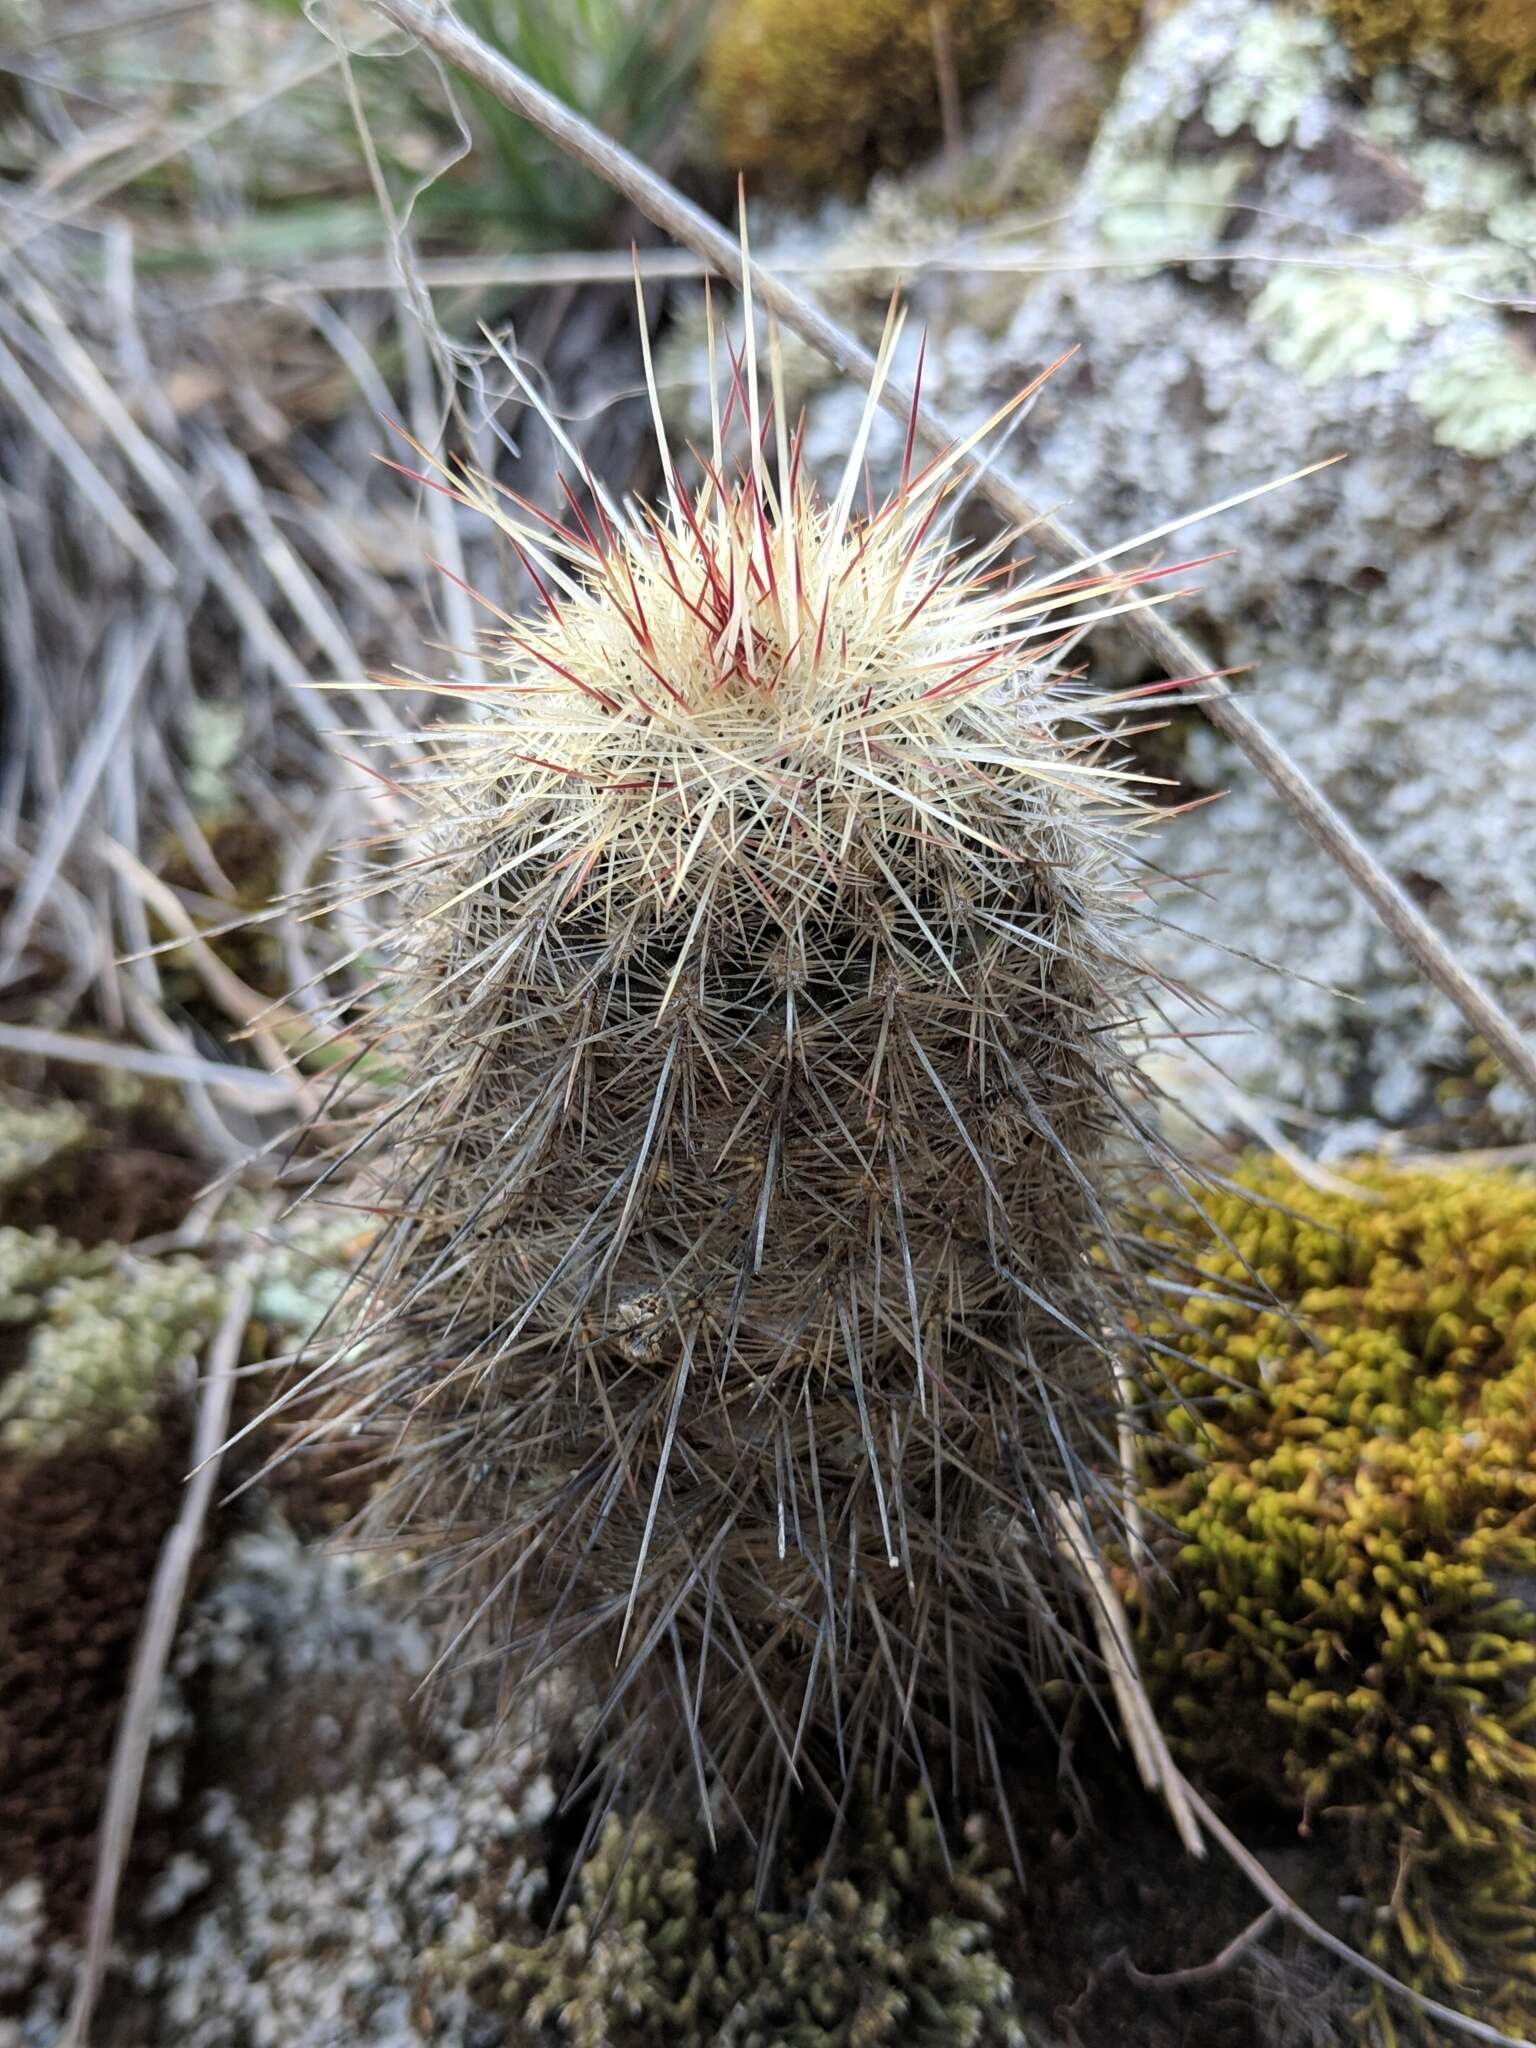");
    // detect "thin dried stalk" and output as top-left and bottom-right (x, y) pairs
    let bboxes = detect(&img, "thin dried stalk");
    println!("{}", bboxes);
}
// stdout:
(1050, 1496), (1201, 1857)
(371, 0), (1536, 1108)
(0, 611), (165, 980)
(1180, 1781), (1535, 2048)
(60, 1262), (256, 2048)
(0, 1020), (298, 1107)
